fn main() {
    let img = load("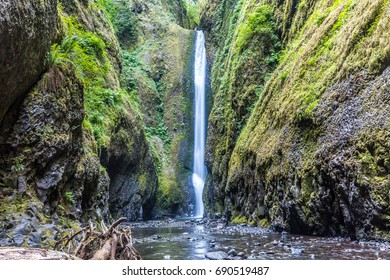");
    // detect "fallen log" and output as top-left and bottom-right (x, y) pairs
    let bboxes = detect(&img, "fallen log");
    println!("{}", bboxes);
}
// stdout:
(0, 247), (80, 260)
